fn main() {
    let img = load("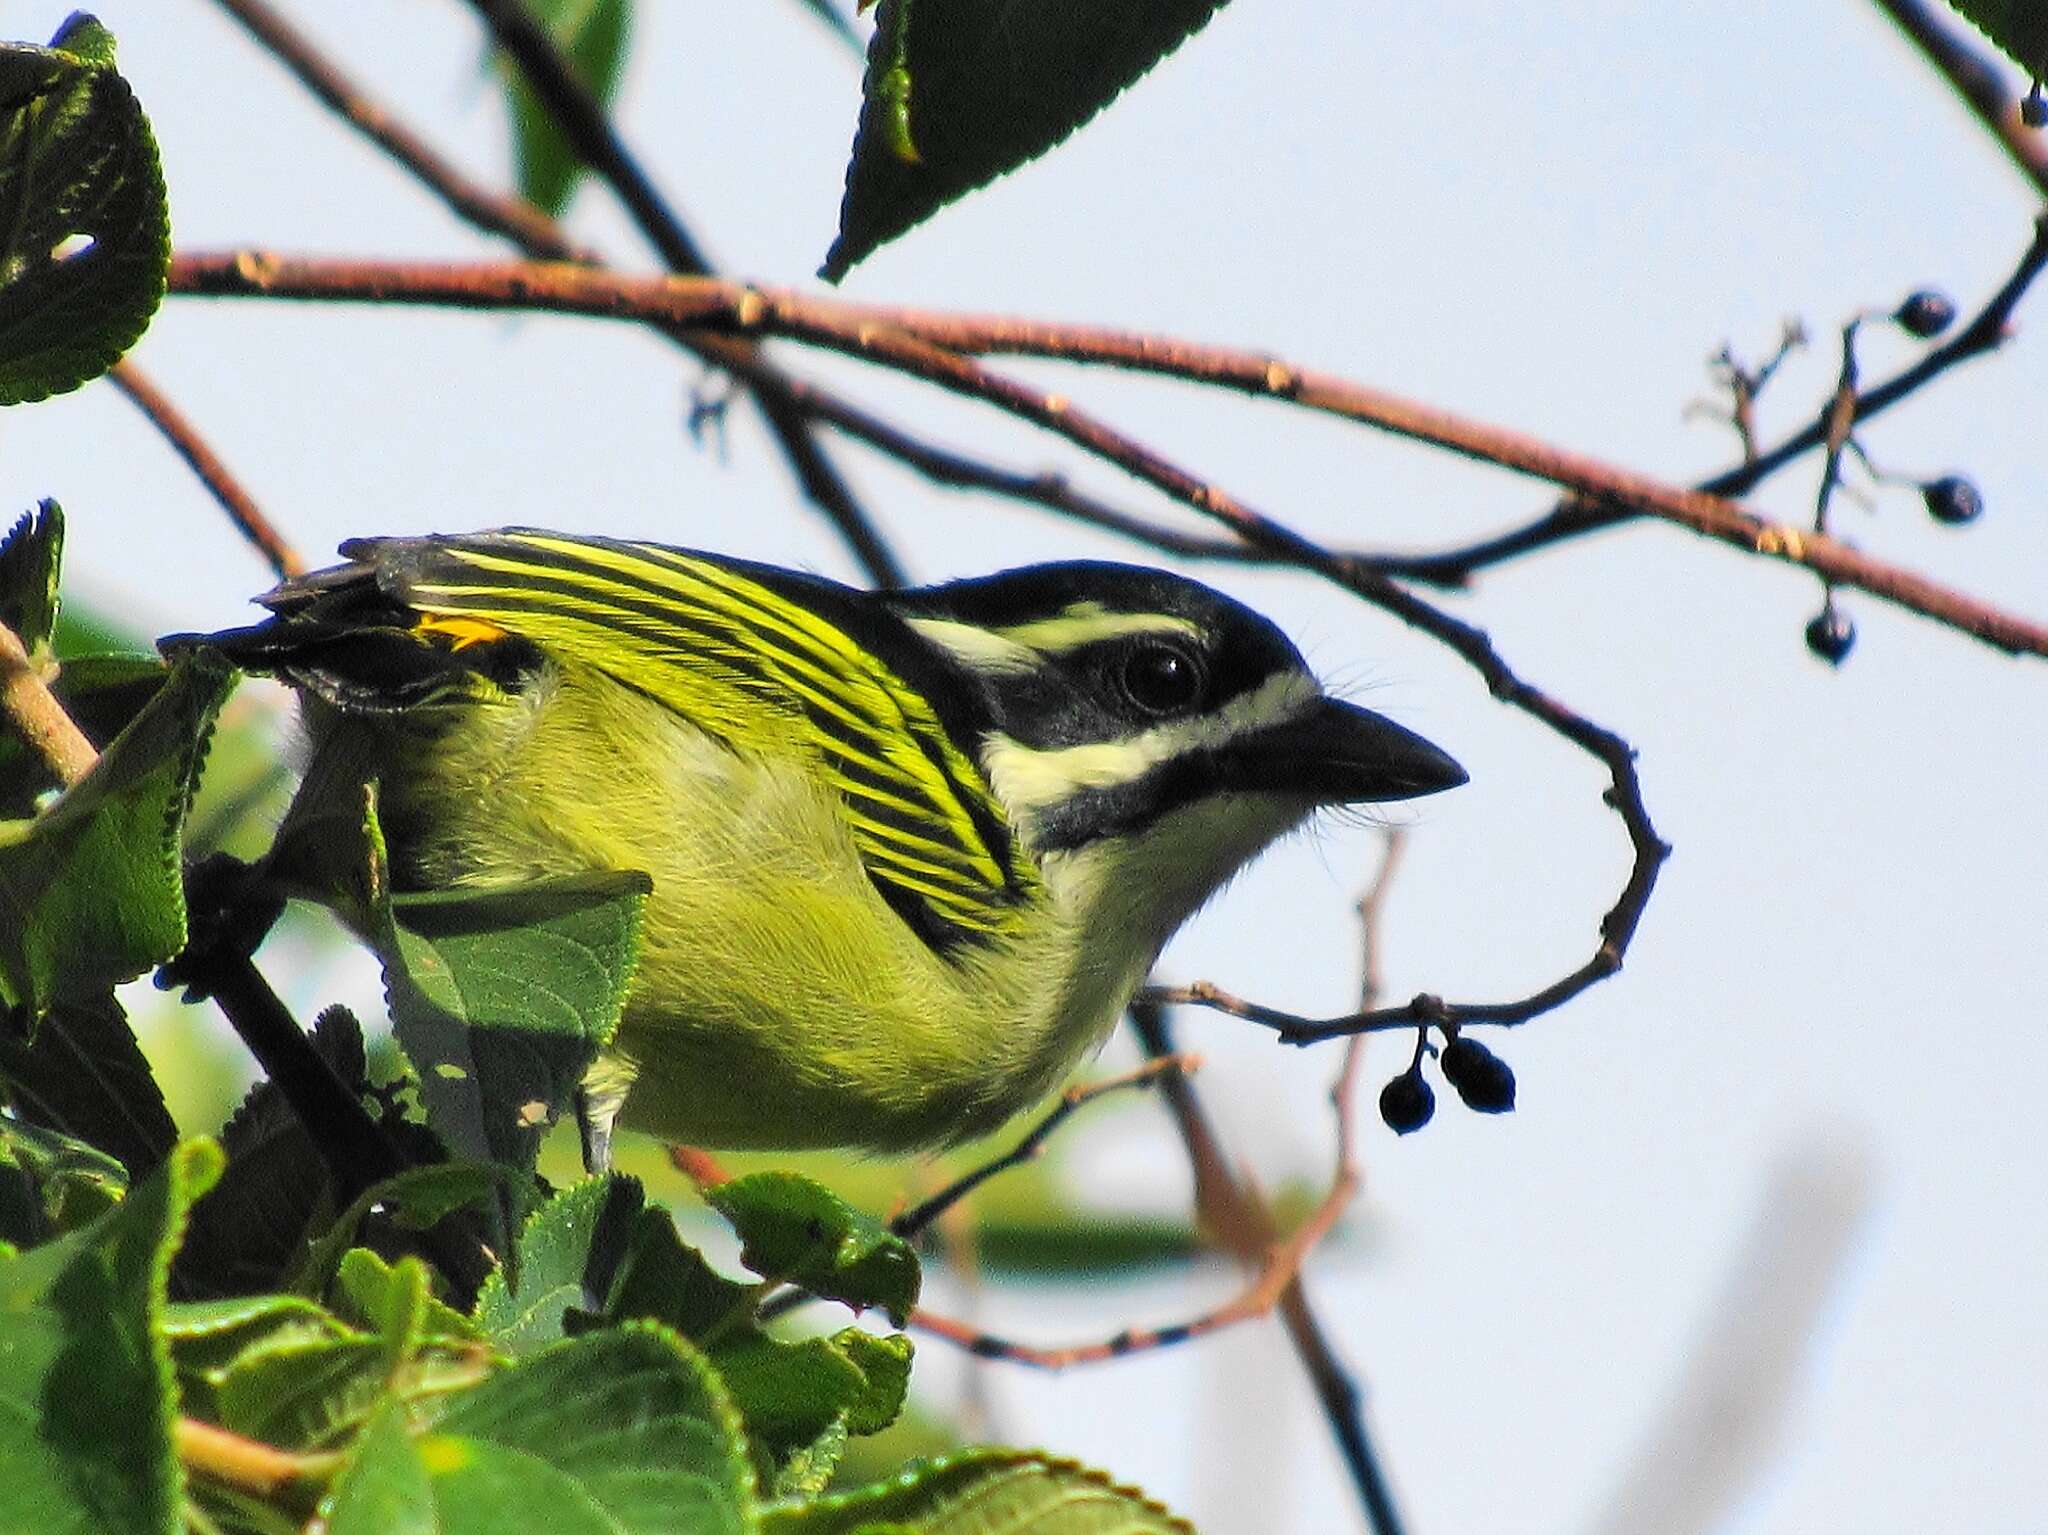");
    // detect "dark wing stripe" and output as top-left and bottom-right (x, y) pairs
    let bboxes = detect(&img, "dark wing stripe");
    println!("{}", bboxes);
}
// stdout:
(389, 533), (1038, 946)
